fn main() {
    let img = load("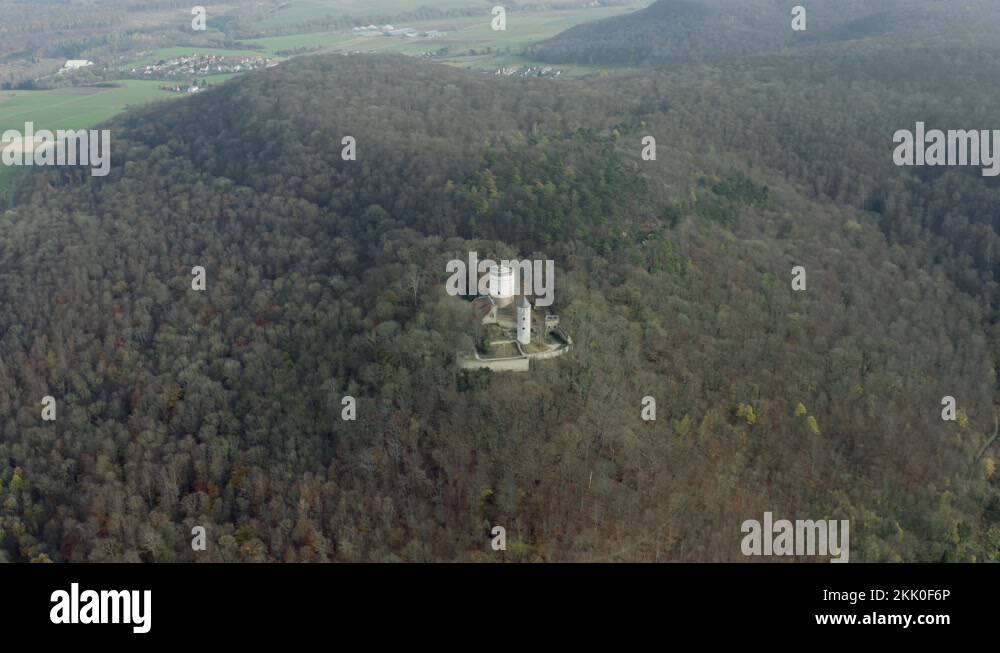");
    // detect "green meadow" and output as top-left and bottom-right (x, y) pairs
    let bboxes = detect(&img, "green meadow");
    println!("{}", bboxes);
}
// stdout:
(241, 4), (642, 74)
(0, 81), (178, 196)
(240, 32), (355, 56)
(241, 0), (621, 31)
(0, 81), (175, 133)
(245, 0), (477, 31)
